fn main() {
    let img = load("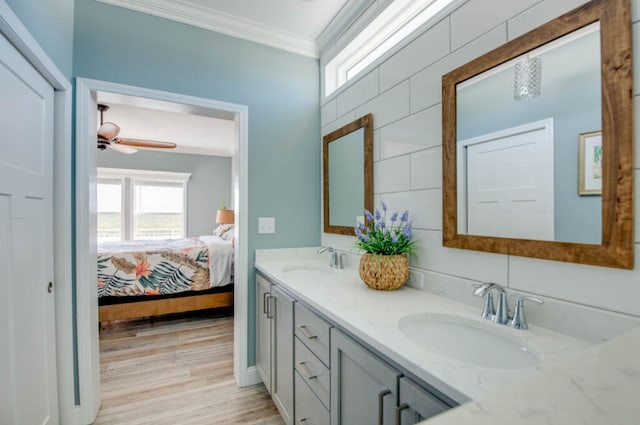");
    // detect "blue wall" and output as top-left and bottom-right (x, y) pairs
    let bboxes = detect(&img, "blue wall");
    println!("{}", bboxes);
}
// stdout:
(97, 149), (232, 237)
(73, 0), (321, 365)
(6, 0), (74, 79)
